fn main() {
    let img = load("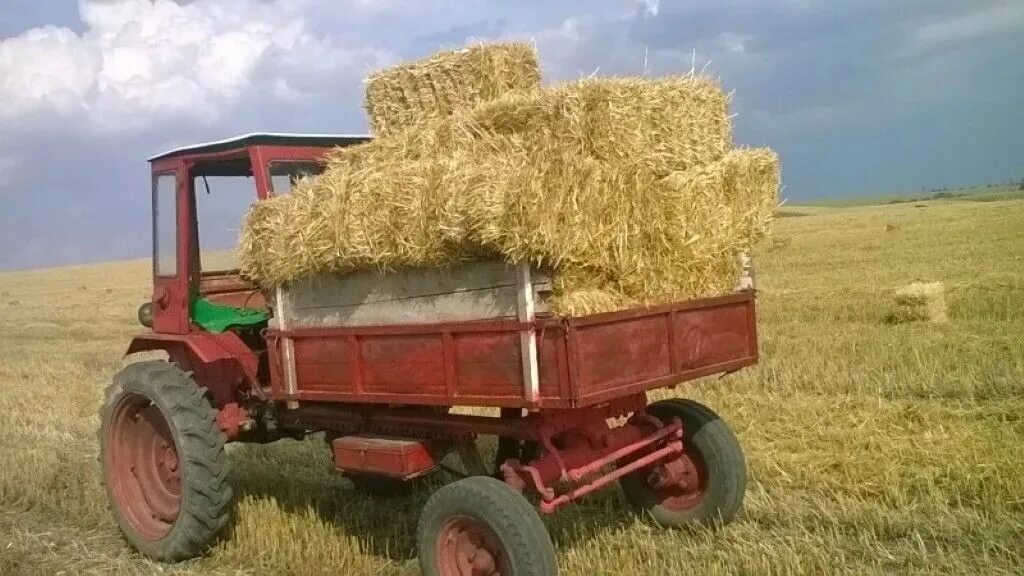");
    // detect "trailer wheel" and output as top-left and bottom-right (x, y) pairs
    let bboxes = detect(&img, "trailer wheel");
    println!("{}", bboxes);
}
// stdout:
(99, 361), (232, 561)
(418, 476), (557, 576)
(619, 399), (746, 528)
